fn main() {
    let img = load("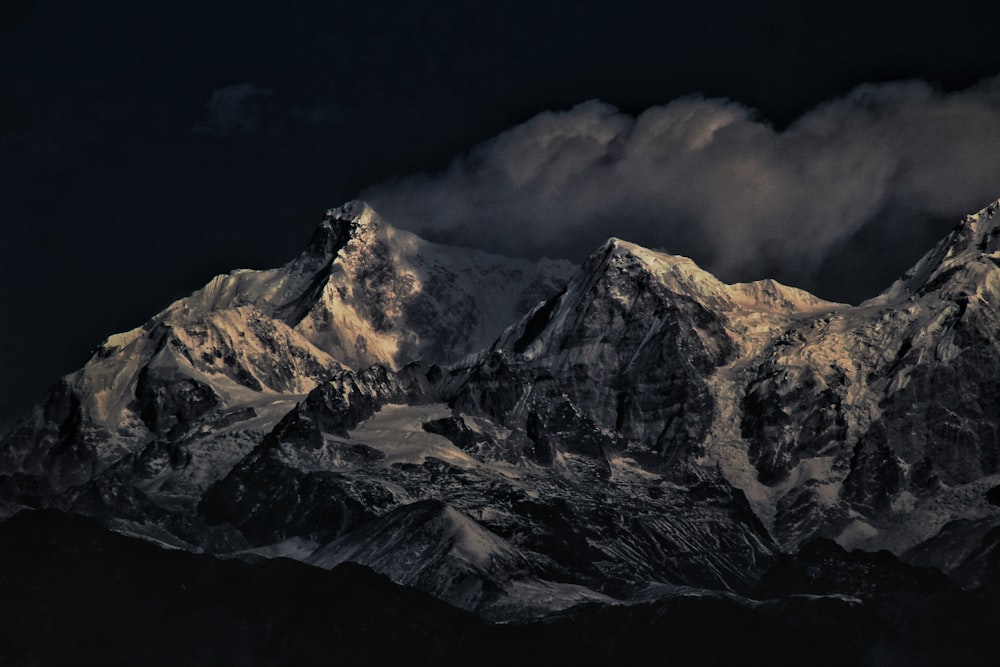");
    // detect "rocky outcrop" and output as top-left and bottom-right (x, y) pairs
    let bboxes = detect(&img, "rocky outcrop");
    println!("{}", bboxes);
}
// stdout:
(4, 197), (1000, 622)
